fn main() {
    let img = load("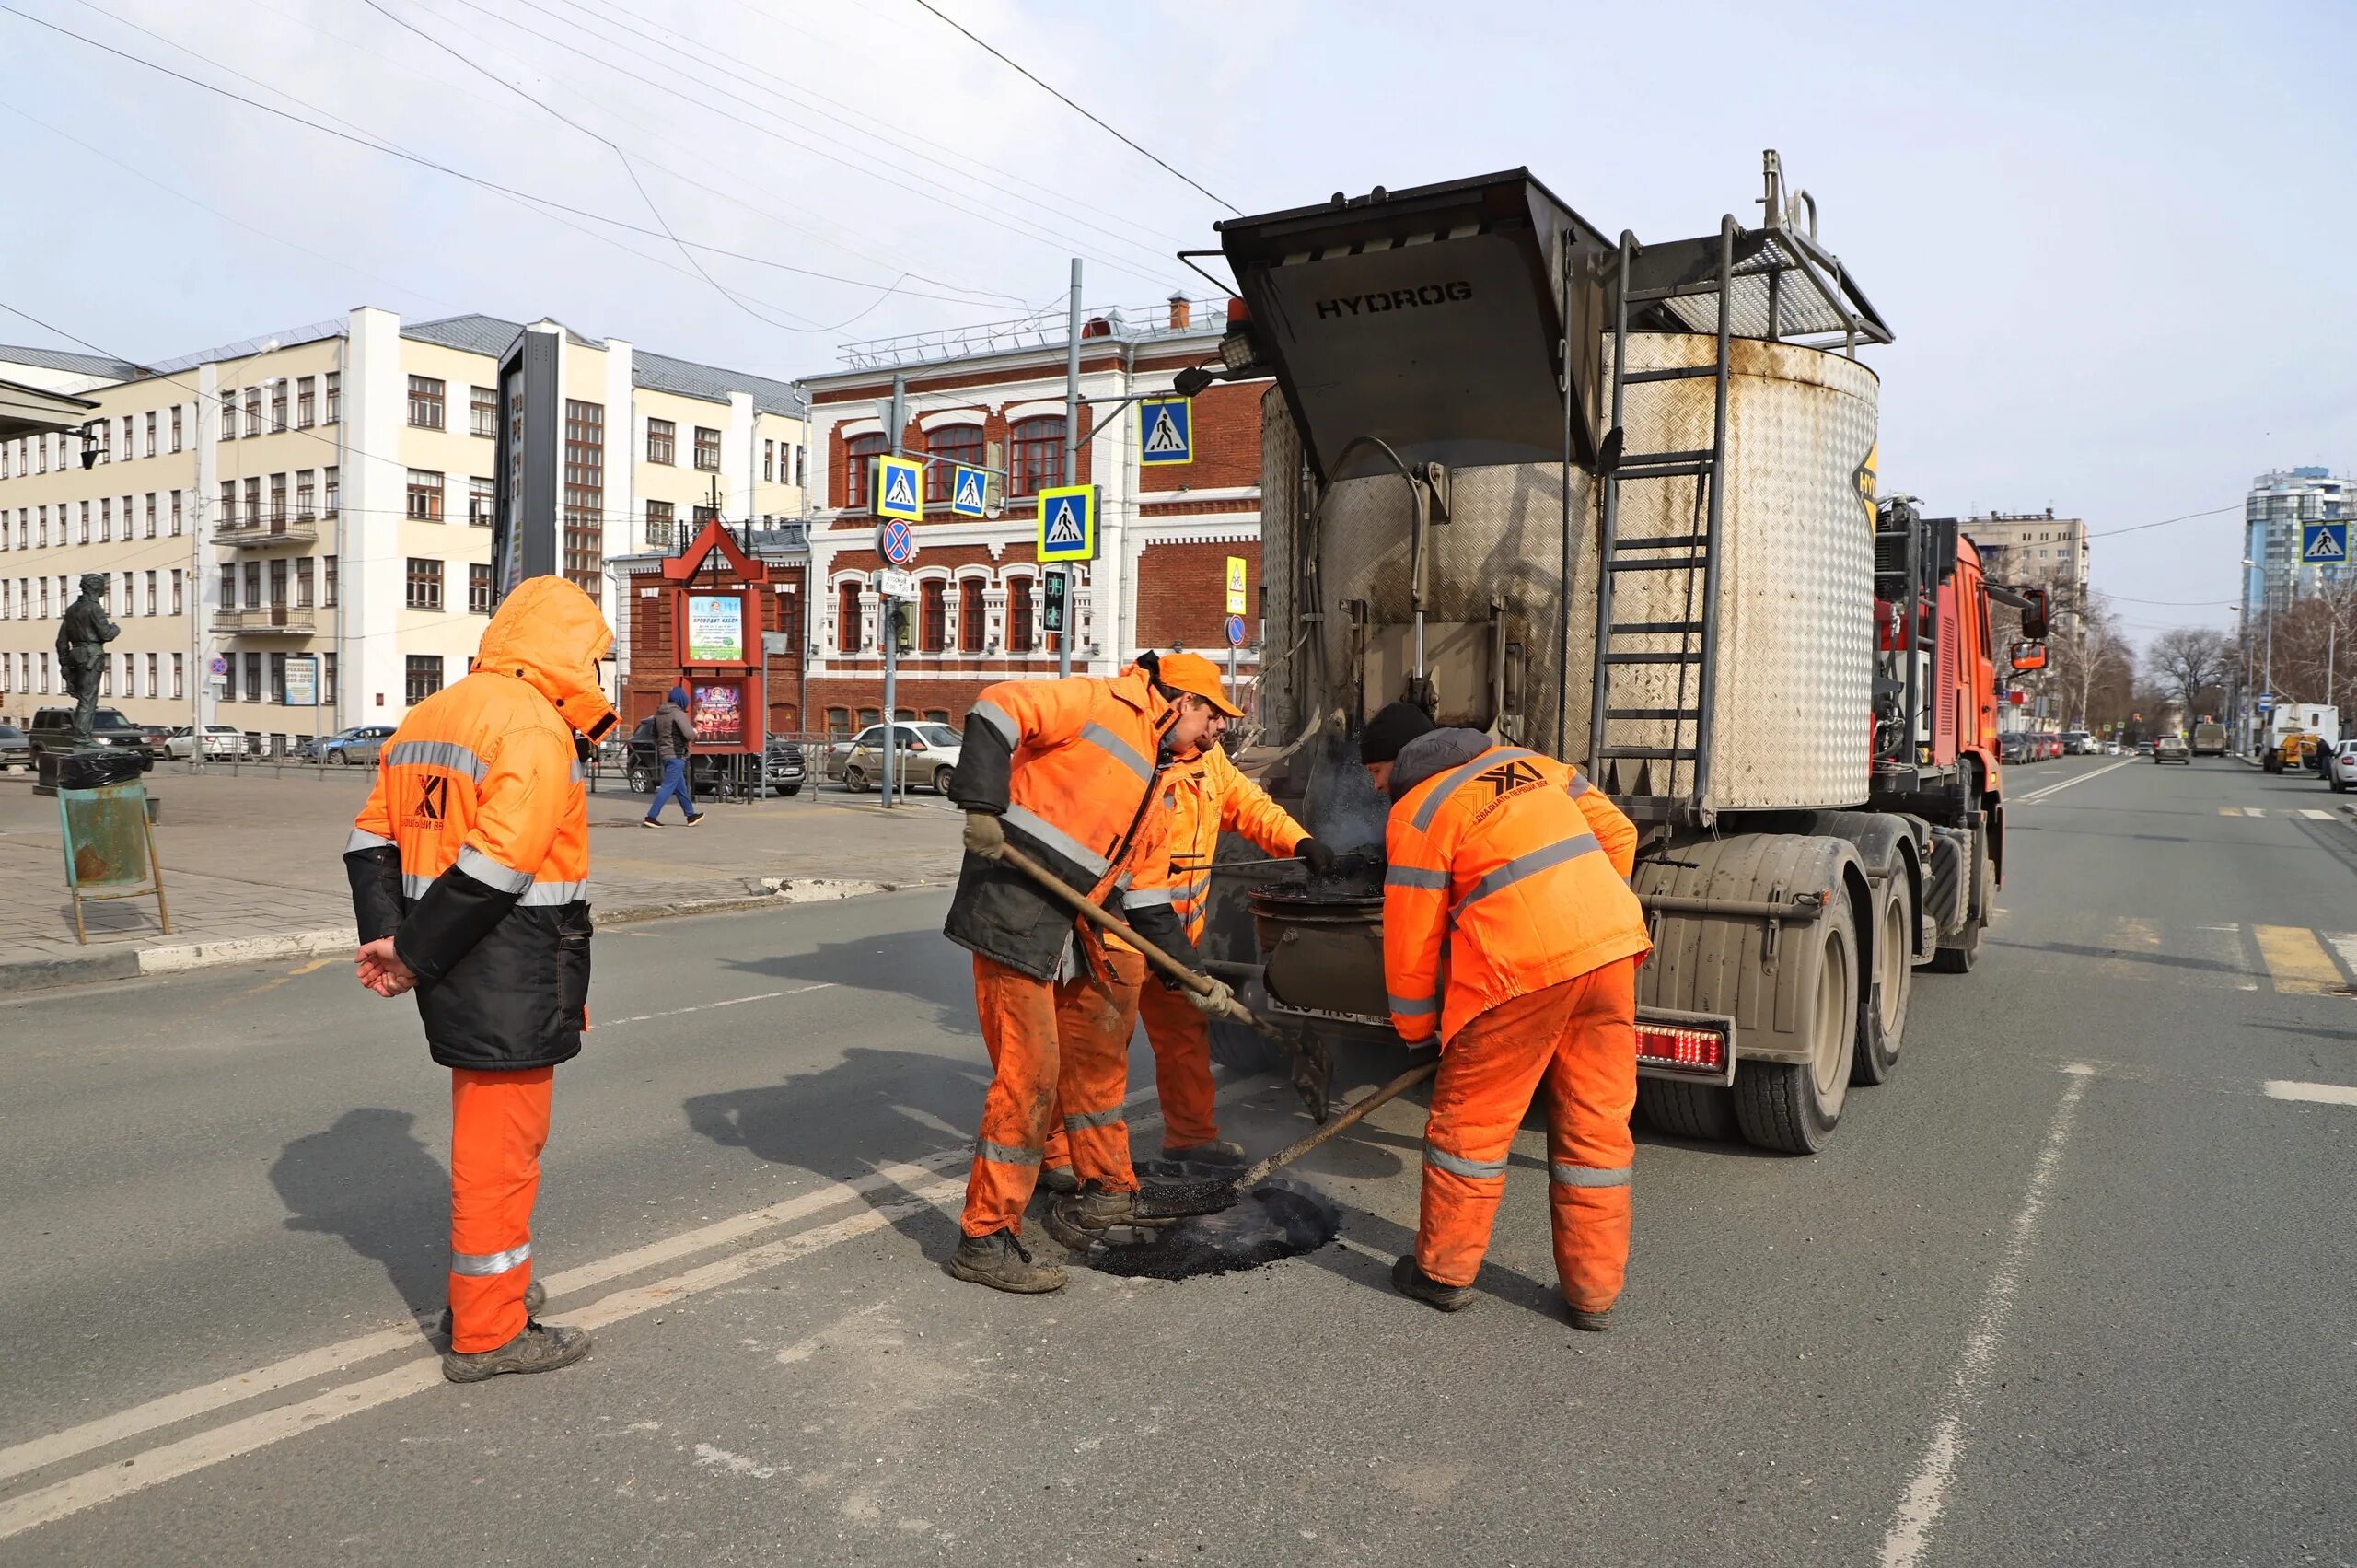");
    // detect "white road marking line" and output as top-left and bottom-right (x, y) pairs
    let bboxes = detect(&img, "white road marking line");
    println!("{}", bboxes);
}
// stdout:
(0, 1074), (1263, 1532)
(2301, 808), (2336, 820)
(2262, 1079), (2357, 1108)
(596, 982), (834, 1028)
(2329, 935), (2357, 978)
(1878, 1066), (2090, 1568)
(2014, 759), (2131, 804)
